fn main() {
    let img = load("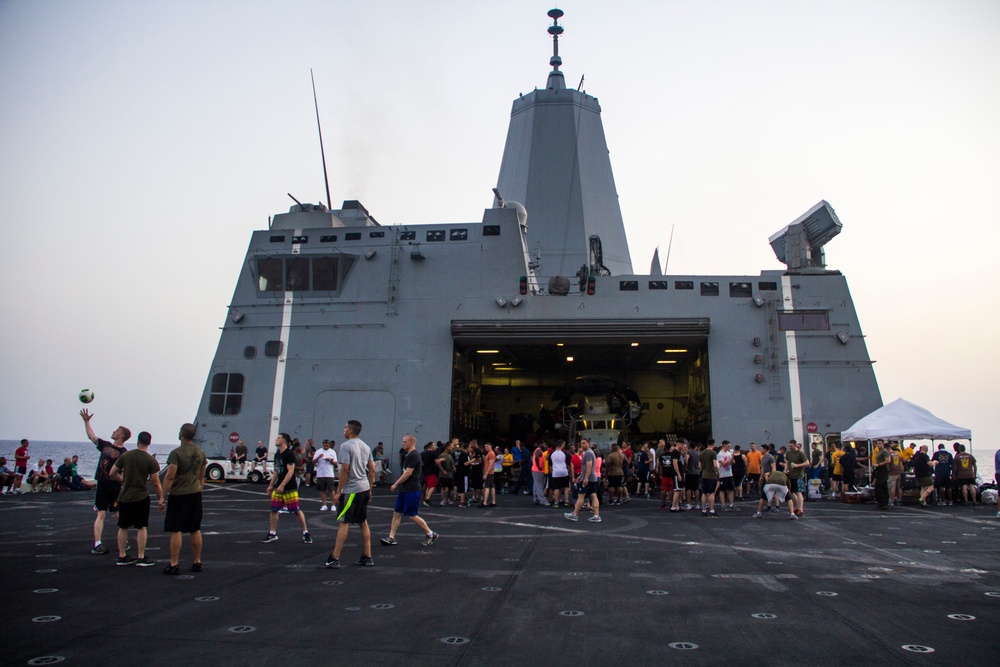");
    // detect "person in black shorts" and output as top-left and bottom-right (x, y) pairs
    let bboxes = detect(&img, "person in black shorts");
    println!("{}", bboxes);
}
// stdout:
(110, 431), (162, 566)
(162, 423), (207, 574)
(80, 409), (130, 555)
